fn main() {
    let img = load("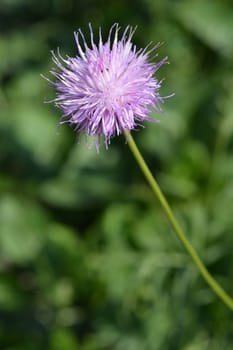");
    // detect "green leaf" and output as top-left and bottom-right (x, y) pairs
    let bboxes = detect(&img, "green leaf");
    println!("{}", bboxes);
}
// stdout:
(0, 195), (47, 263)
(175, 0), (233, 57)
